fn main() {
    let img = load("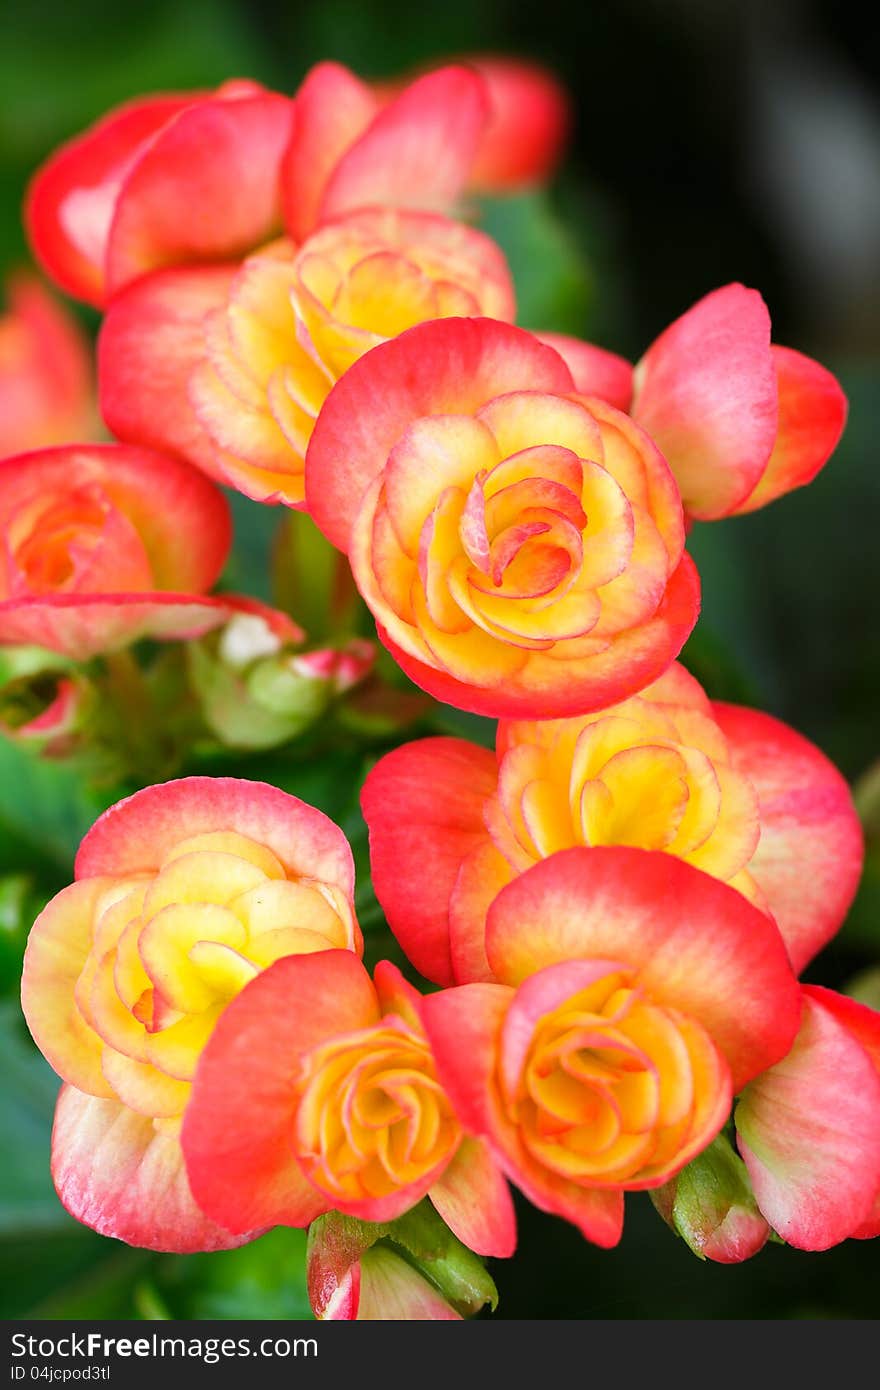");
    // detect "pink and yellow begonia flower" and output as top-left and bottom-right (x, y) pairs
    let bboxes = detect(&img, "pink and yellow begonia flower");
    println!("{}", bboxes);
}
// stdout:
(26, 81), (293, 307)
(99, 207), (515, 505)
(362, 662), (863, 985)
(0, 273), (95, 458)
(554, 283), (847, 520)
(733, 984), (880, 1252)
(20, 777), (361, 1251)
(421, 846), (801, 1247)
(180, 951), (515, 1257)
(281, 62), (489, 244)
(372, 54), (571, 194)
(0, 443), (298, 660)
(305, 317), (700, 718)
